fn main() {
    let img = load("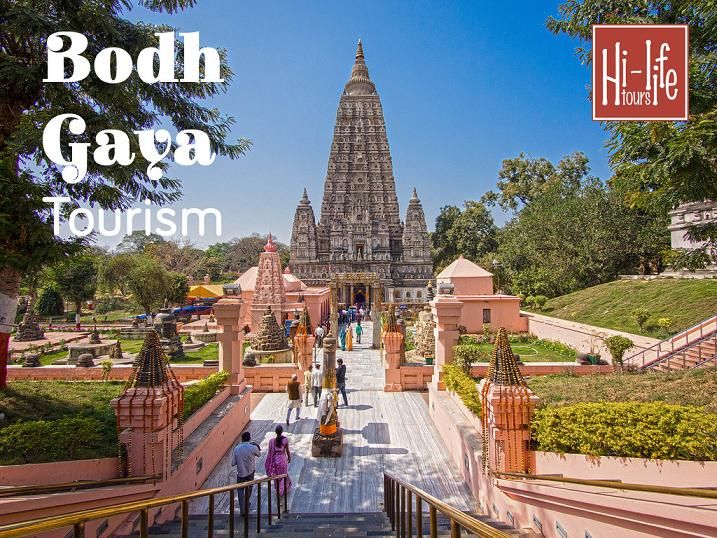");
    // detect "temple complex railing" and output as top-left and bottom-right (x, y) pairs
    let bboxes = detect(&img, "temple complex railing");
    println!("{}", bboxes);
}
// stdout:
(383, 472), (510, 538)
(0, 474), (288, 538)
(623, 314), (717, 369)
